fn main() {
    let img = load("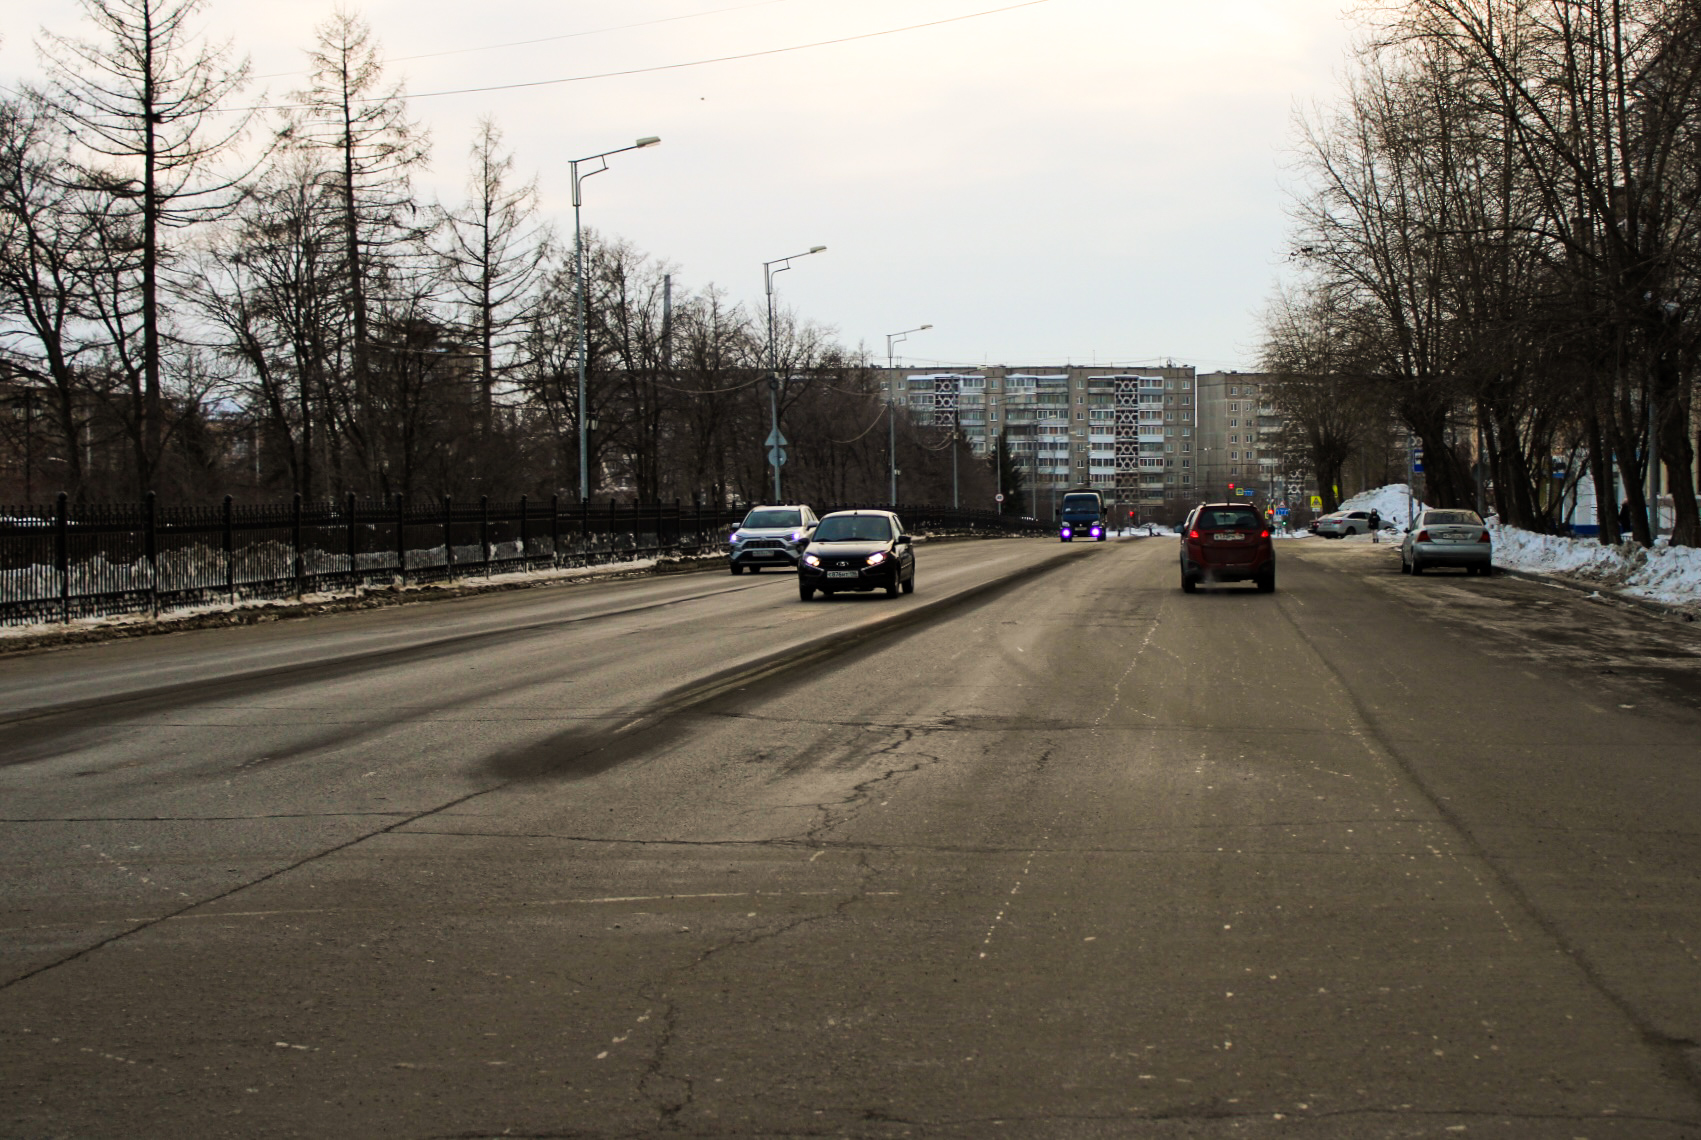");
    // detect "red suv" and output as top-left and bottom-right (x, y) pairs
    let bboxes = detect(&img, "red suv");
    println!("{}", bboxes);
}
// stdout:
(1179, 503), (1275, 593)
